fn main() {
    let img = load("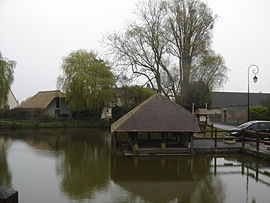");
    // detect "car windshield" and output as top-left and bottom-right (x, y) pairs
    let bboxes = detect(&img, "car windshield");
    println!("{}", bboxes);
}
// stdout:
(238, 122), (252, 129)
